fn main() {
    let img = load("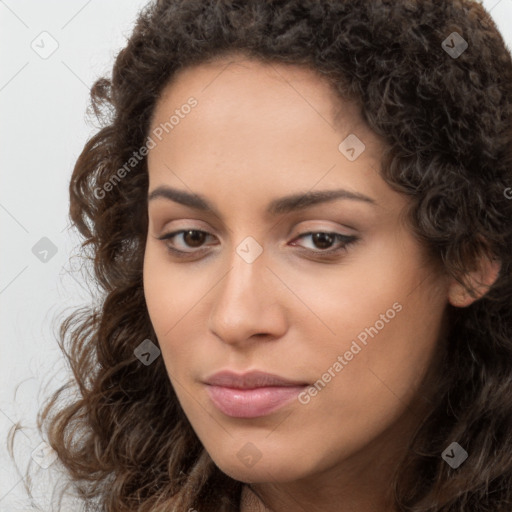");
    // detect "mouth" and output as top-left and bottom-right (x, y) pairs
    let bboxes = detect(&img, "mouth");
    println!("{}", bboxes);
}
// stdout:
(203, 370), (309, 418)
